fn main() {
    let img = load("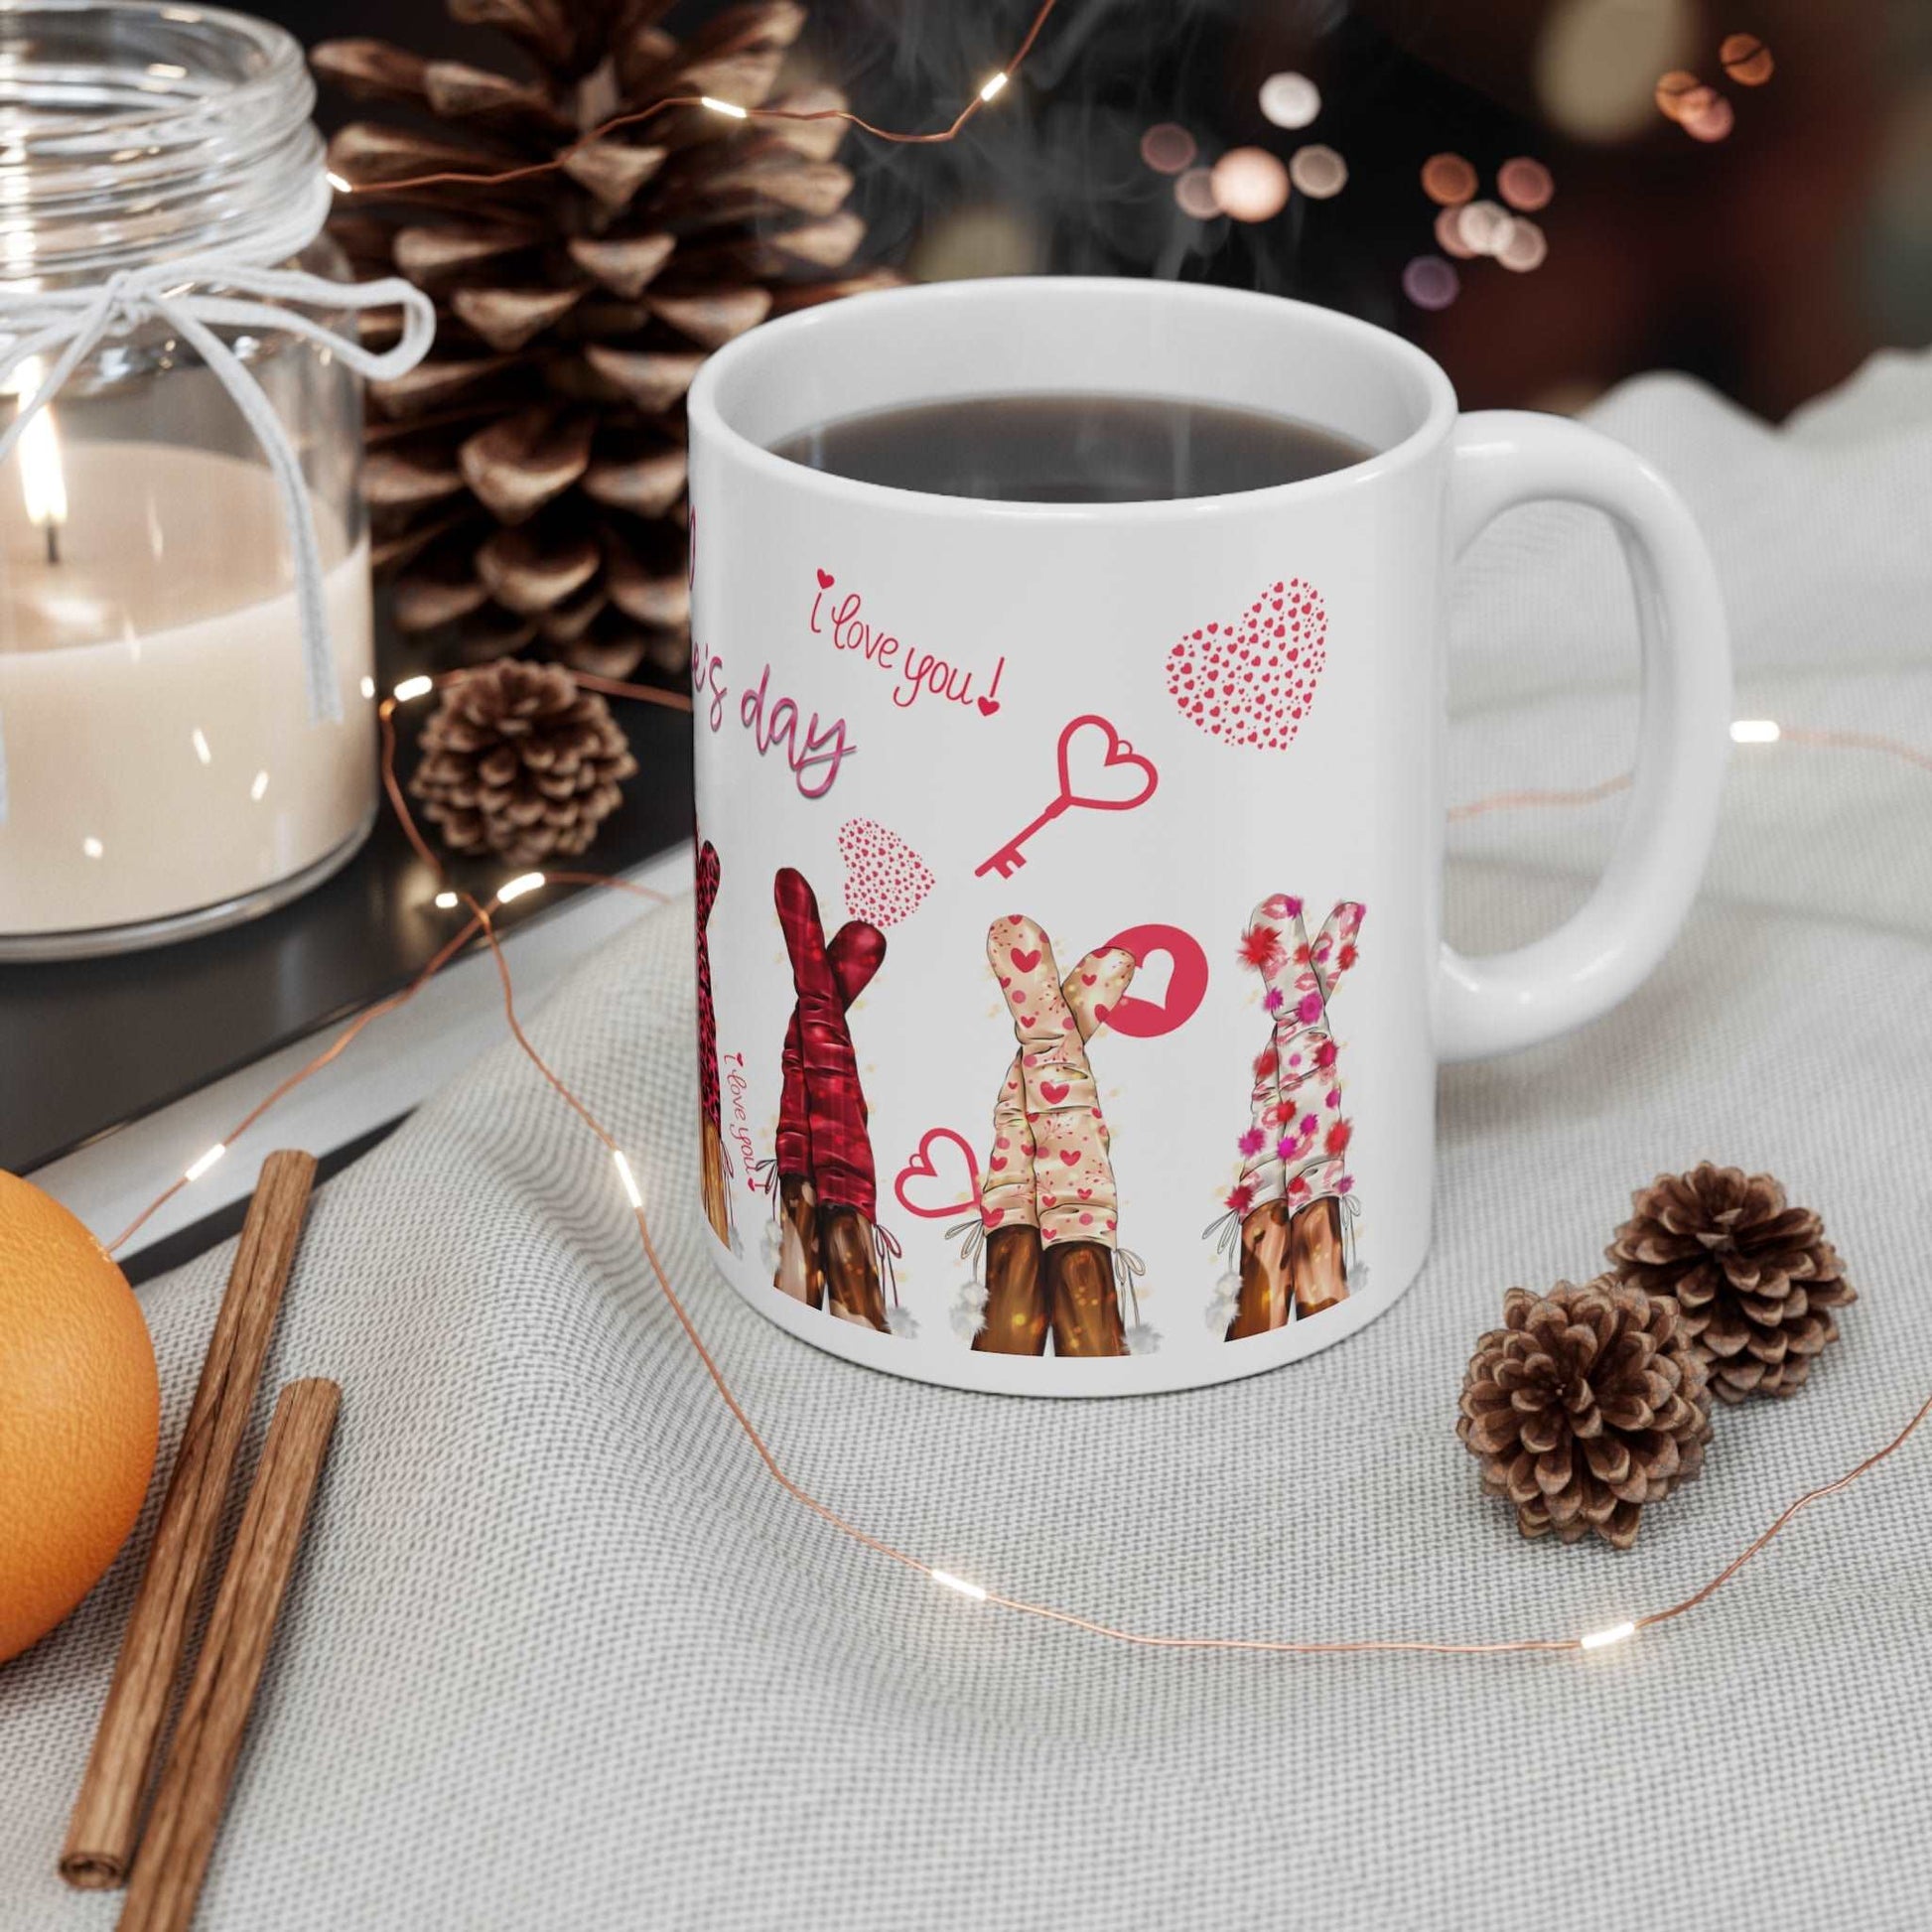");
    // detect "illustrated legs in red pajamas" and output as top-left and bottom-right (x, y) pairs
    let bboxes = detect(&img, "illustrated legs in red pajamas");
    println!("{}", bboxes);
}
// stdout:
(772, 868), (891, 1332)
